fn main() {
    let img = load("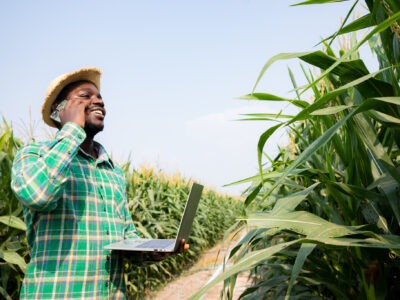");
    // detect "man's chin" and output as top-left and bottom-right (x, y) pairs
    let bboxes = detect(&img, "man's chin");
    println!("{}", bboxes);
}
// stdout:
(84, 122), (104, 137)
